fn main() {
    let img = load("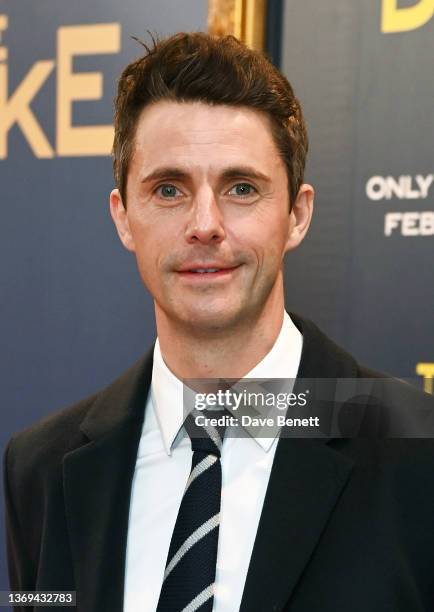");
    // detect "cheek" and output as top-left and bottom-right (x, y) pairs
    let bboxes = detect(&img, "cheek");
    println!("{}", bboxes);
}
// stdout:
(131, 218), (179, 277)
(129, 212), (163, 249)
(128, 222), (158, 268)
(236, 220), (287, 260)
